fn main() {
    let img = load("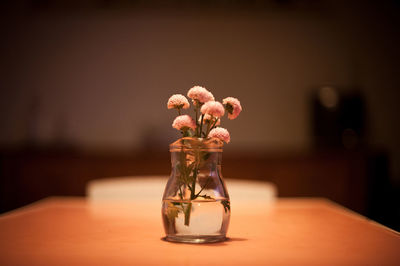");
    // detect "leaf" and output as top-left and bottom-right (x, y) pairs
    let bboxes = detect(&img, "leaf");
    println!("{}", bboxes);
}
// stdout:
(221, 200), (231, 213)
(202, 152), (211, 161)
(187, 129), (195, 137)
(199, 194), (213, 200)
(182, 128), (195, 137)
(186, 162), (195, 176)
(166, 202), (181, 222)
(178, 163), (195, 185)
(176, 163), (188, 184)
